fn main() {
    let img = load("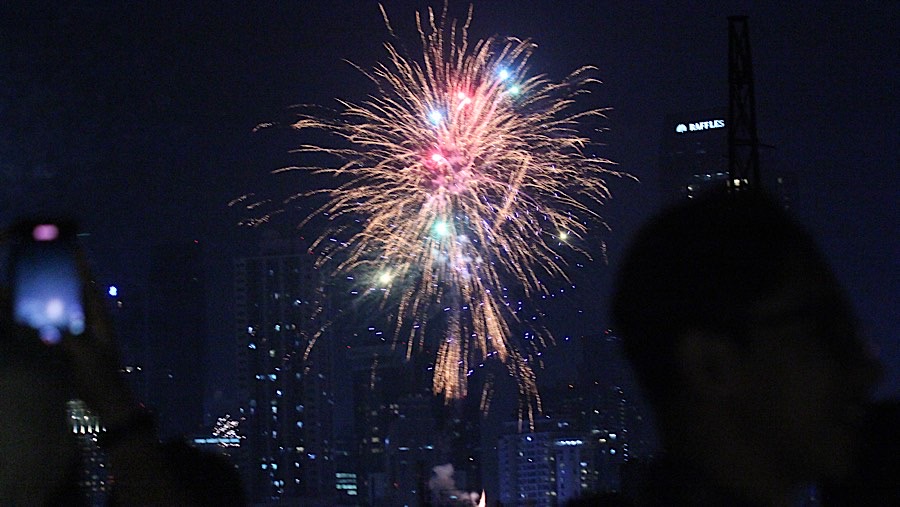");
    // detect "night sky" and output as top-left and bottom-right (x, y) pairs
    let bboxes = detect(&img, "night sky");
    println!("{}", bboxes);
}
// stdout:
(2, 1), (897, 398)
